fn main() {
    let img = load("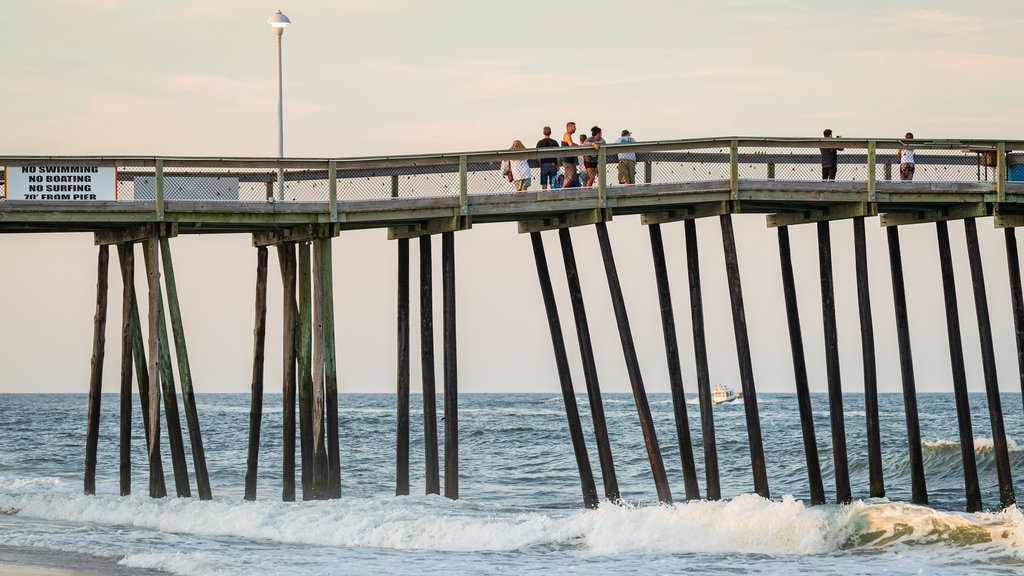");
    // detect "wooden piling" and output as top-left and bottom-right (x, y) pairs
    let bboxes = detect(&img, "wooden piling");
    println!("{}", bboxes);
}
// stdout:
(557, 227), (619, 502)
(317, 237), (341, 499)
(442, 231), (459, 500)
(885, 226), (927, 505)
(420, 234), (440, 495)
(1005, 228), (1024, 415)
(648, 224), (701, 501)
(935, 220), (982, 512)
(964, 218), (1016, 509)
(853, 217), (885, 498)
(297, 242), (315, 499)
(279, 244), (298, 502)
(117, 244), (135, 497)
(396, 238), (411, 496)
(595, 222), (672, 504)
(144, 236), (167, 498)
(160, 238), (211, 500)
(777, 226), (826, 506)
(84, 245), (109, 496)
(530, 231), (600, 509)
(719, 214), (770, 499)
(684, 219), (720, 500)
(245, 246), (269, 501)
(311, 240), (328, 499)
(816, 221), (851, 505)
(143, 244), (191, 498)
